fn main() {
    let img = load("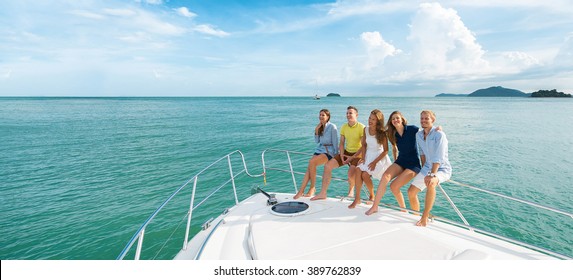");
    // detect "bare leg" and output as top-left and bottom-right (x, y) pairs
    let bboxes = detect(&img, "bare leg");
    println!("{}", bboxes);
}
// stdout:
(346, 165), (357, 197)
(365, 164), (403, 215)
(311, 158), (340, 200)
(293, 170), (311, 199)
(294, 155), (325, 199)
(407, 185), (421, 213)
(362, 172), (374, 203)
(389, 169), (417, 209)
(417, 182), (437, 227)
(348, 170), (364, 208)
(306, 154), (328, 197)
